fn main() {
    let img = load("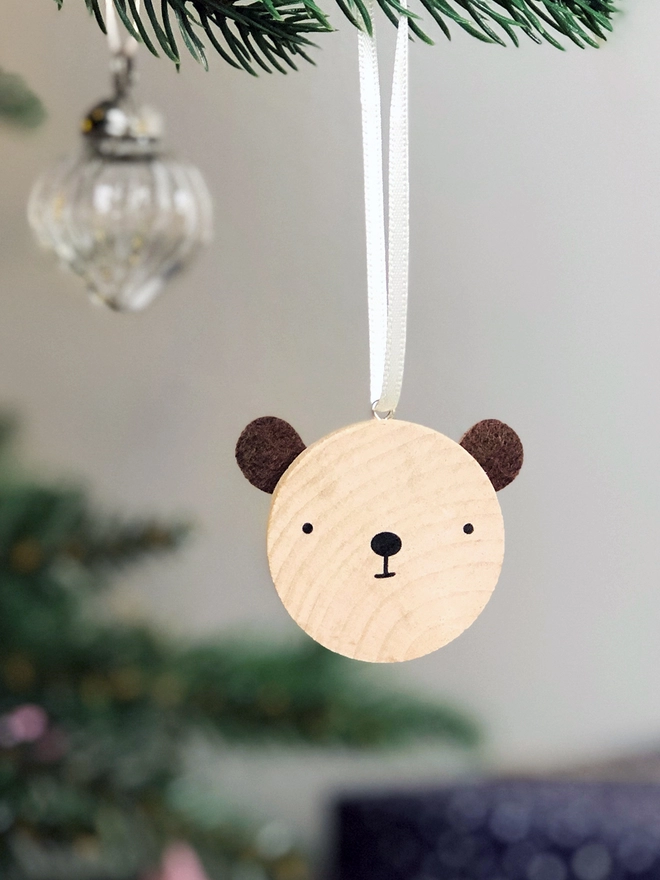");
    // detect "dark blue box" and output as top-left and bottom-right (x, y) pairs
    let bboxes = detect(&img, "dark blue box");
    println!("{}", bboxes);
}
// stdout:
(336, 781), (660, 880)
